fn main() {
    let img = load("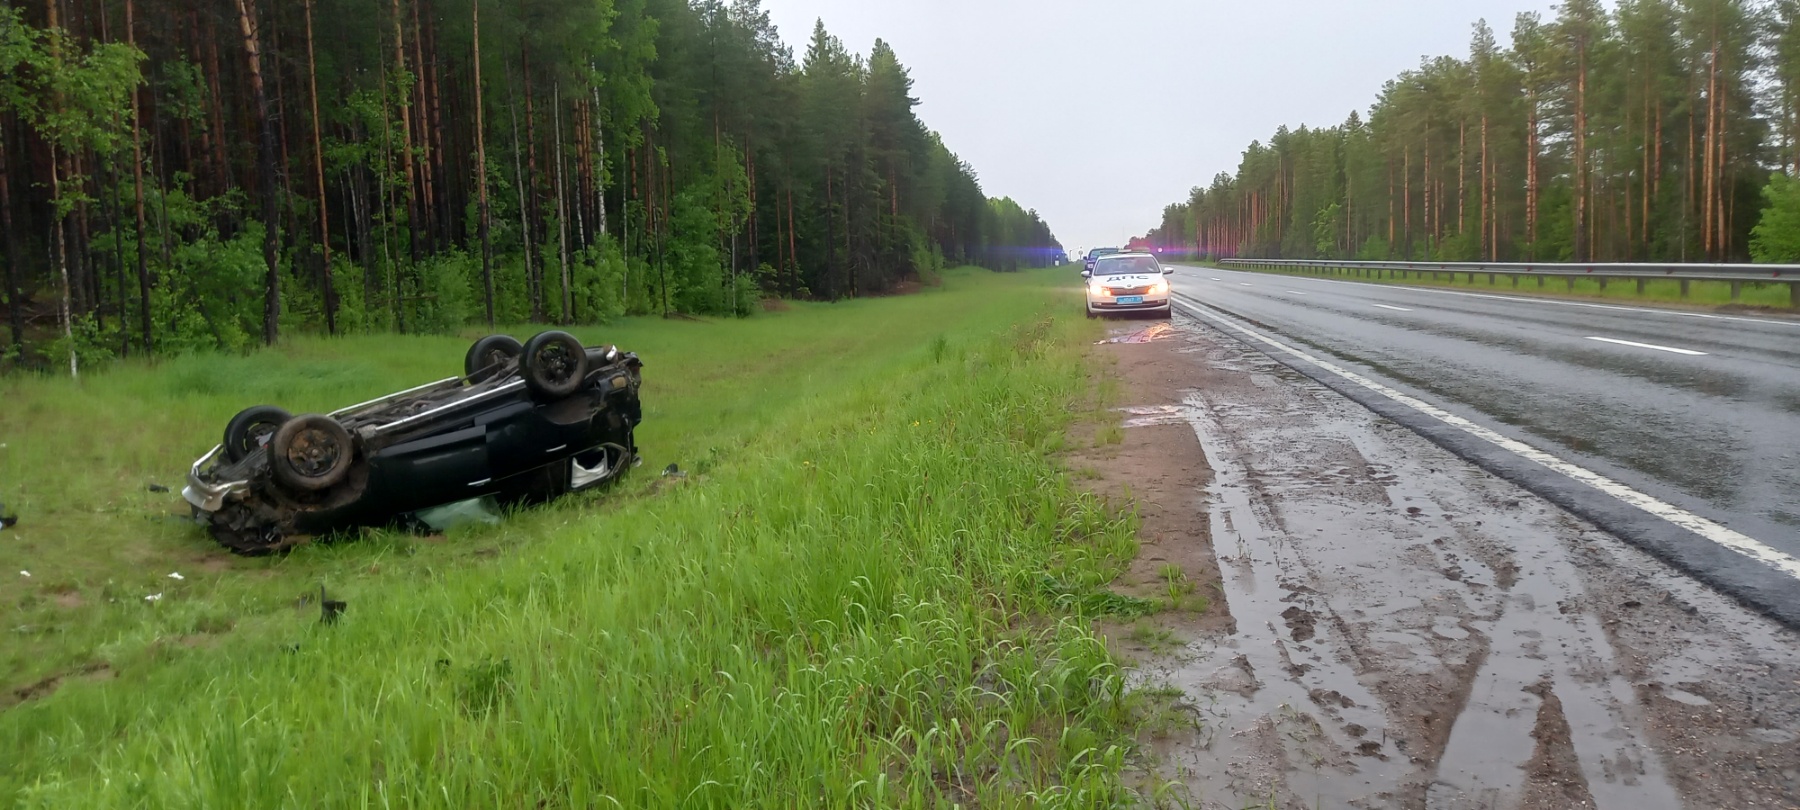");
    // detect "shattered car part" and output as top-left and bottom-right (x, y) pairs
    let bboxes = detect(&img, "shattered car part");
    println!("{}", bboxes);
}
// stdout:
(414, 496), (503, 532)
(183, 331), (643, 554)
